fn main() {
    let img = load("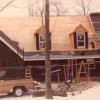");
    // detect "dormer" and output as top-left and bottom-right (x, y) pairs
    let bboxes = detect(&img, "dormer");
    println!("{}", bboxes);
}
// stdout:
(35, 27), (51, 50)
(72, 24), (88, 49)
